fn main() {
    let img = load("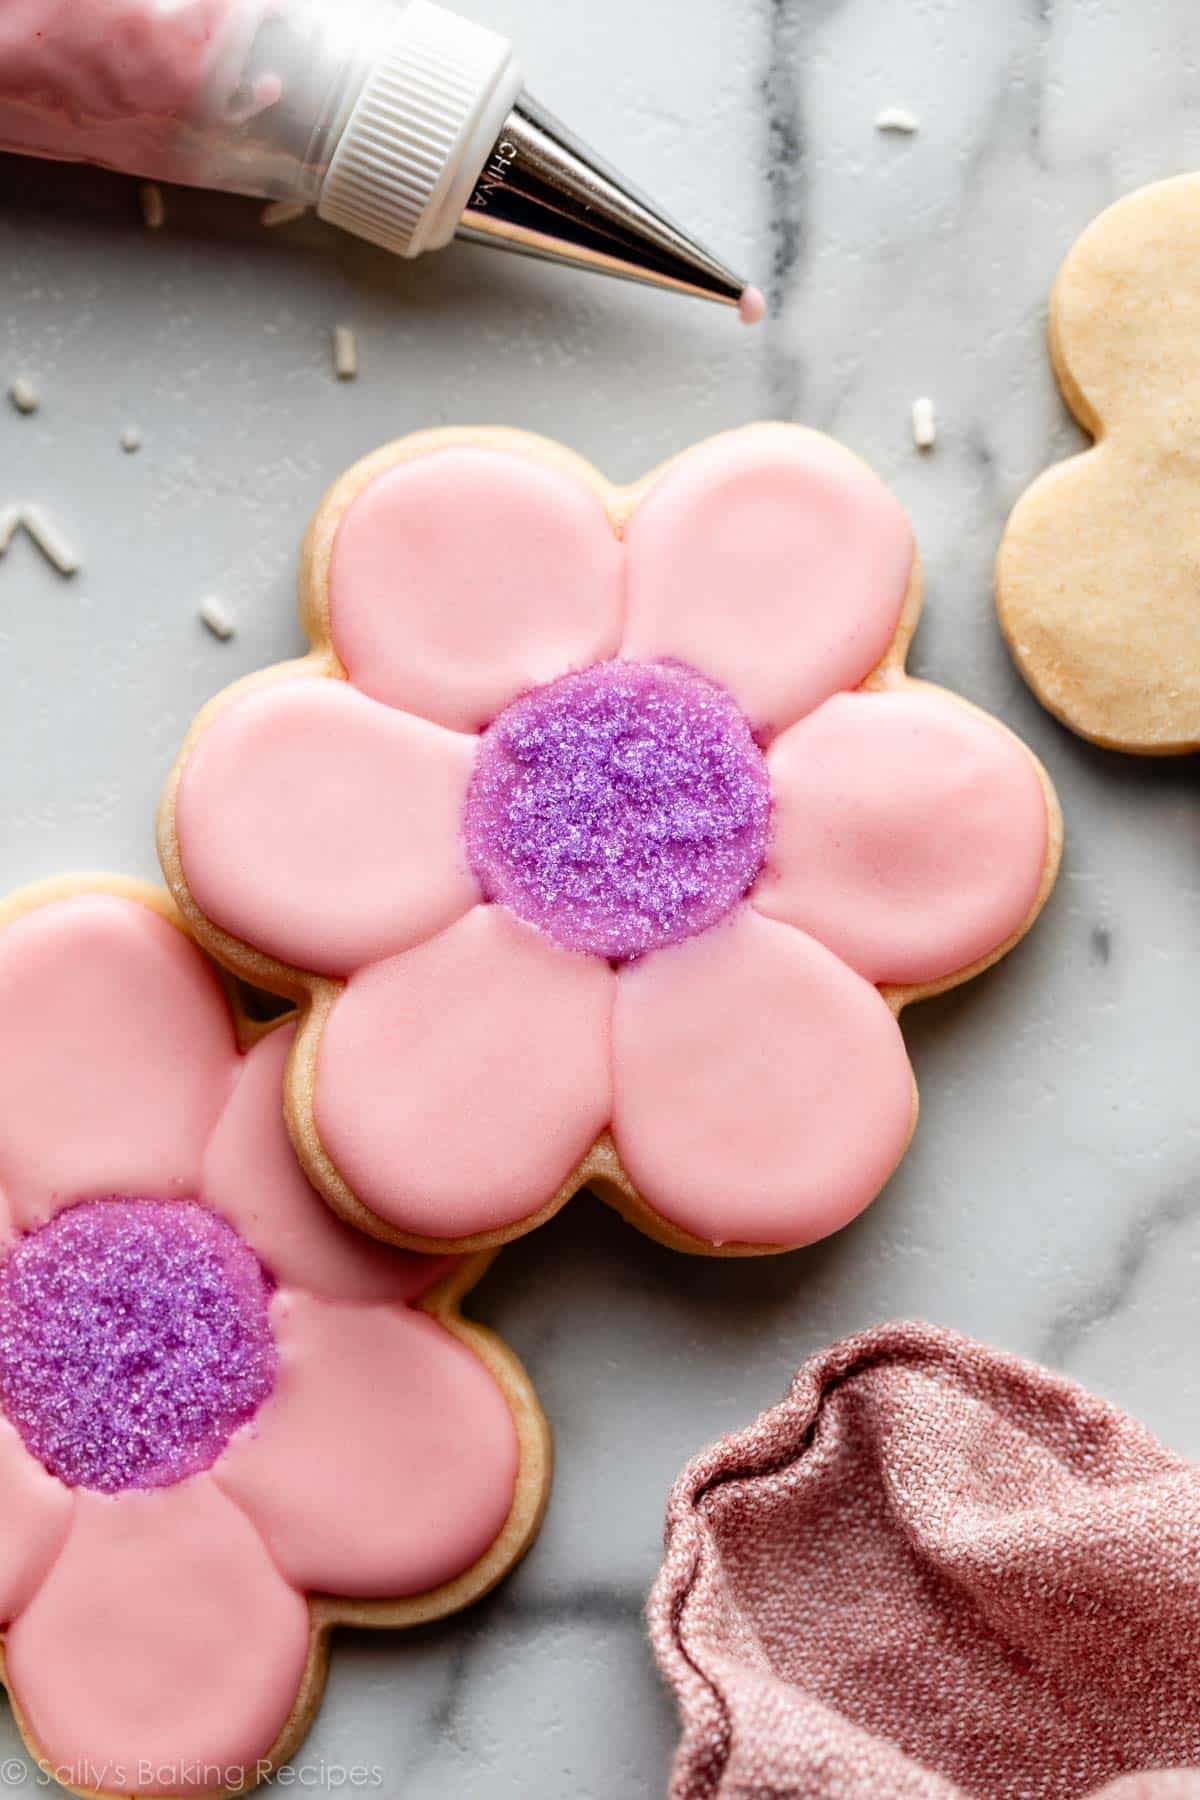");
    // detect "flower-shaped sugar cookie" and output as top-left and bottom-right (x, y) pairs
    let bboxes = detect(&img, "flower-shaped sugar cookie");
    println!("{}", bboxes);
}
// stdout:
(161, 425), (1061, 1258)
(0, 878), (547, 1800)
(998, 173), (1200, 753)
